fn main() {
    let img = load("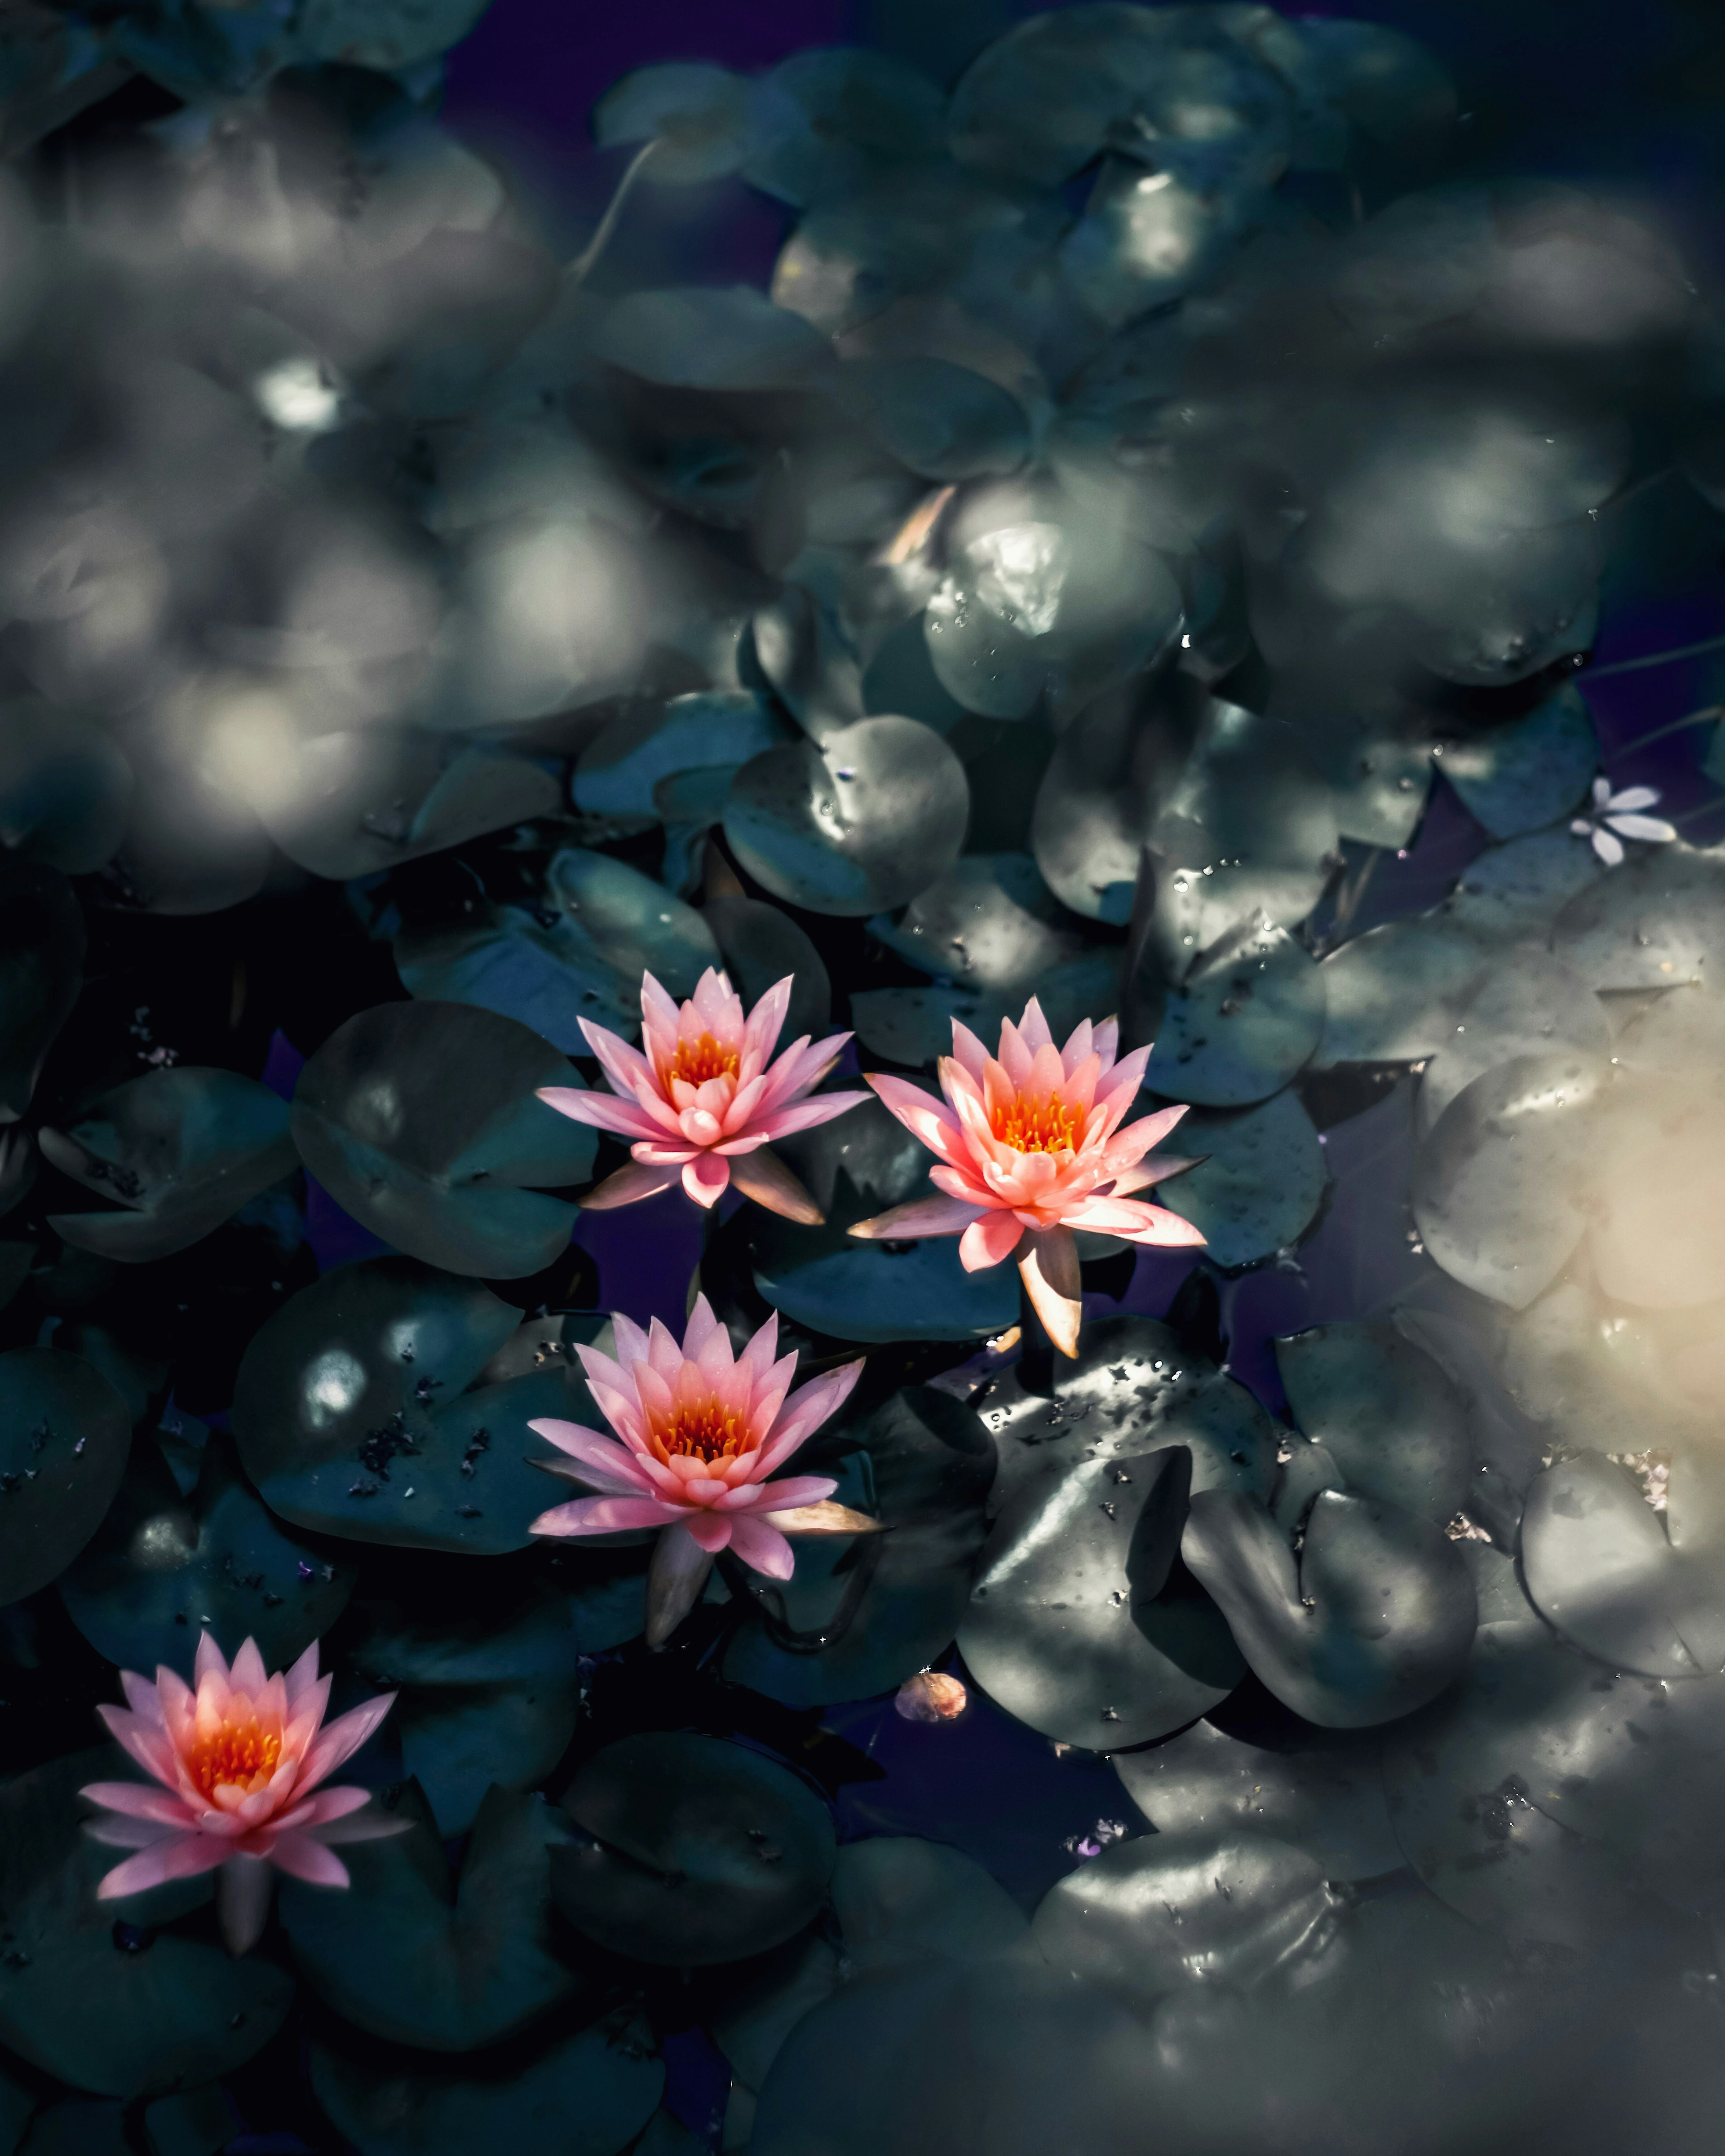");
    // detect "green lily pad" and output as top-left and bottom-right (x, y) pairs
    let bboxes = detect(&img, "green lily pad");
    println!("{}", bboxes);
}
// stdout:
(551, 1733), (836, 1966)
(297, 0), (491, 69)
(699, 894), (831, 1045)
(280, 1780), (582, 2051)
(1275, 703), (1433, 850)
(231, 1257), (592, 1554)
(291, 1002), (596, 1278)
(1182, 1488), (1477, 1728)
(398, 1682), (582, 1837)
(1032, 1830), (1339, 2009)
(711, 1933), (841, 2101)
(1411, 1051), (1606, 1309)
(0, 704), (131, 875)
(0, 857), (84, 1121)
(1415, 948), (1610, 1137)
(1550, 841), (1725, 990)
(868, 853), (1081, 992)
(347, 1570), (584, 1689)
(1274, 1320), (1472, 1529)
(723, 1386), (995, 1708)
(743, 49), (946, 208)
(747, 584), (867, 747)
(831, 1837), (1026, 1978)
(0, 1346), (131, 1606)
(850, 952), (1118, 1070)
(593, 288), (828, 393)
(41, 1068), (297, 1264)
(1155, 1090), (1327, 1268)
(725, 716), (969, 918)
(57, 1430), (357, 1680)
(960, 1446), (1244, 1749)
(1438, 827), (1603, 947)
(0, 1752), (294, 2099)
(1142, 921), (1323, 1107)
(592, 62), (752, 185)
(309, 2010), (663, 2156)
(834, 358), (1028, 483)
(1314, 916), (1490, 1065)
(1438, 686), (1597, 839)
(573, 692), (789, 819)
